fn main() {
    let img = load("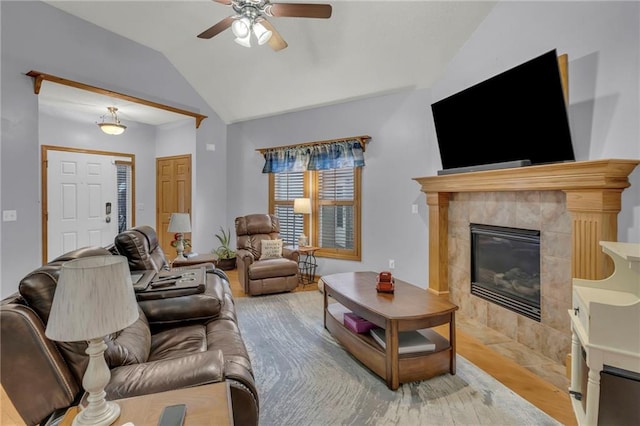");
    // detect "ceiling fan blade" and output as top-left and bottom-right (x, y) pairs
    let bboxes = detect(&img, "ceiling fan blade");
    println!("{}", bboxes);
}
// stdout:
(261, 19), (288, 52)
(197, 16), (234, 39)
(269, 3), (332, 19)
